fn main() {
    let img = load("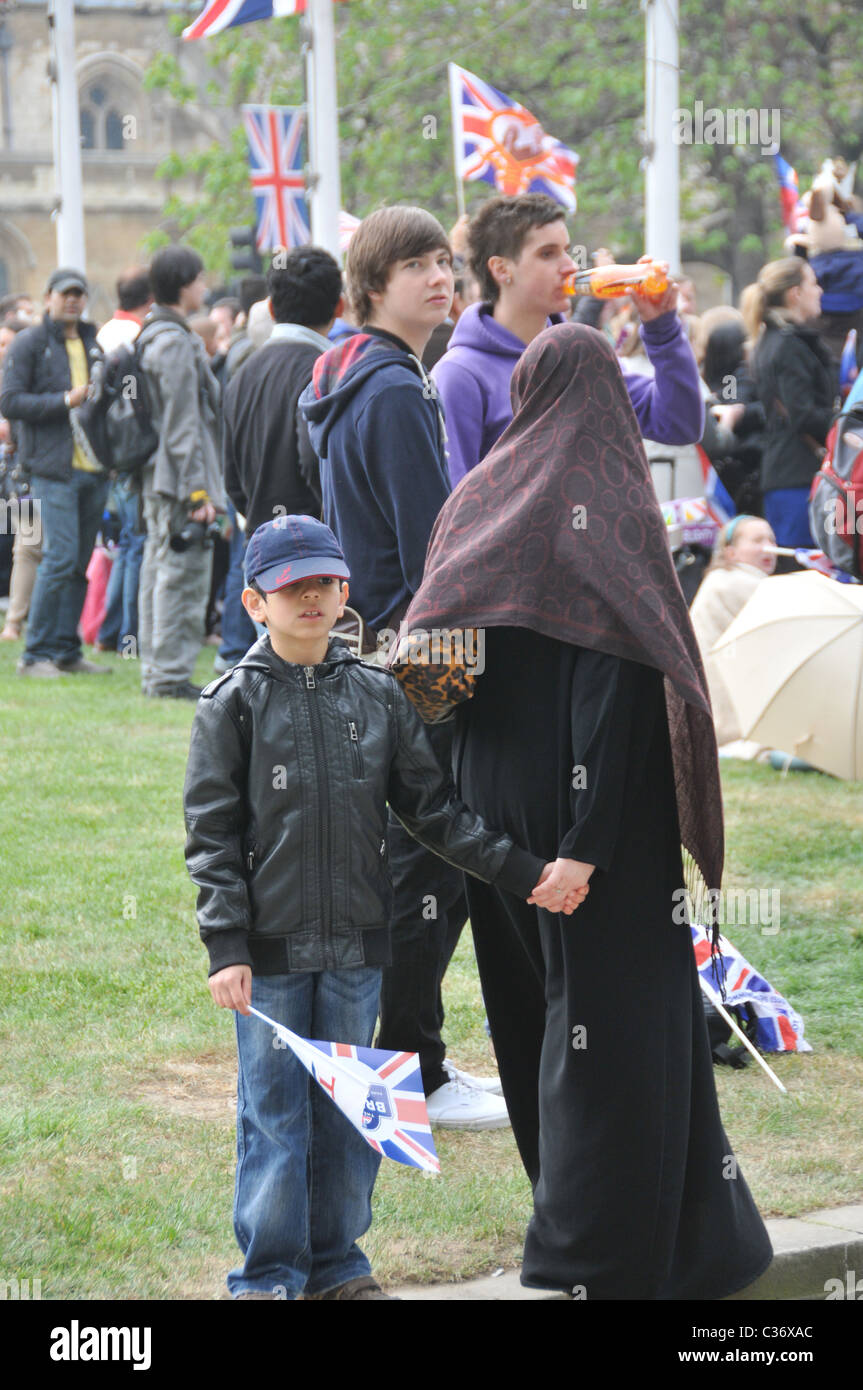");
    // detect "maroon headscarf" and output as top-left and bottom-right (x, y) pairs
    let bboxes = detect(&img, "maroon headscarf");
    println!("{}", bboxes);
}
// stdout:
(398, 322), (724, 900)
